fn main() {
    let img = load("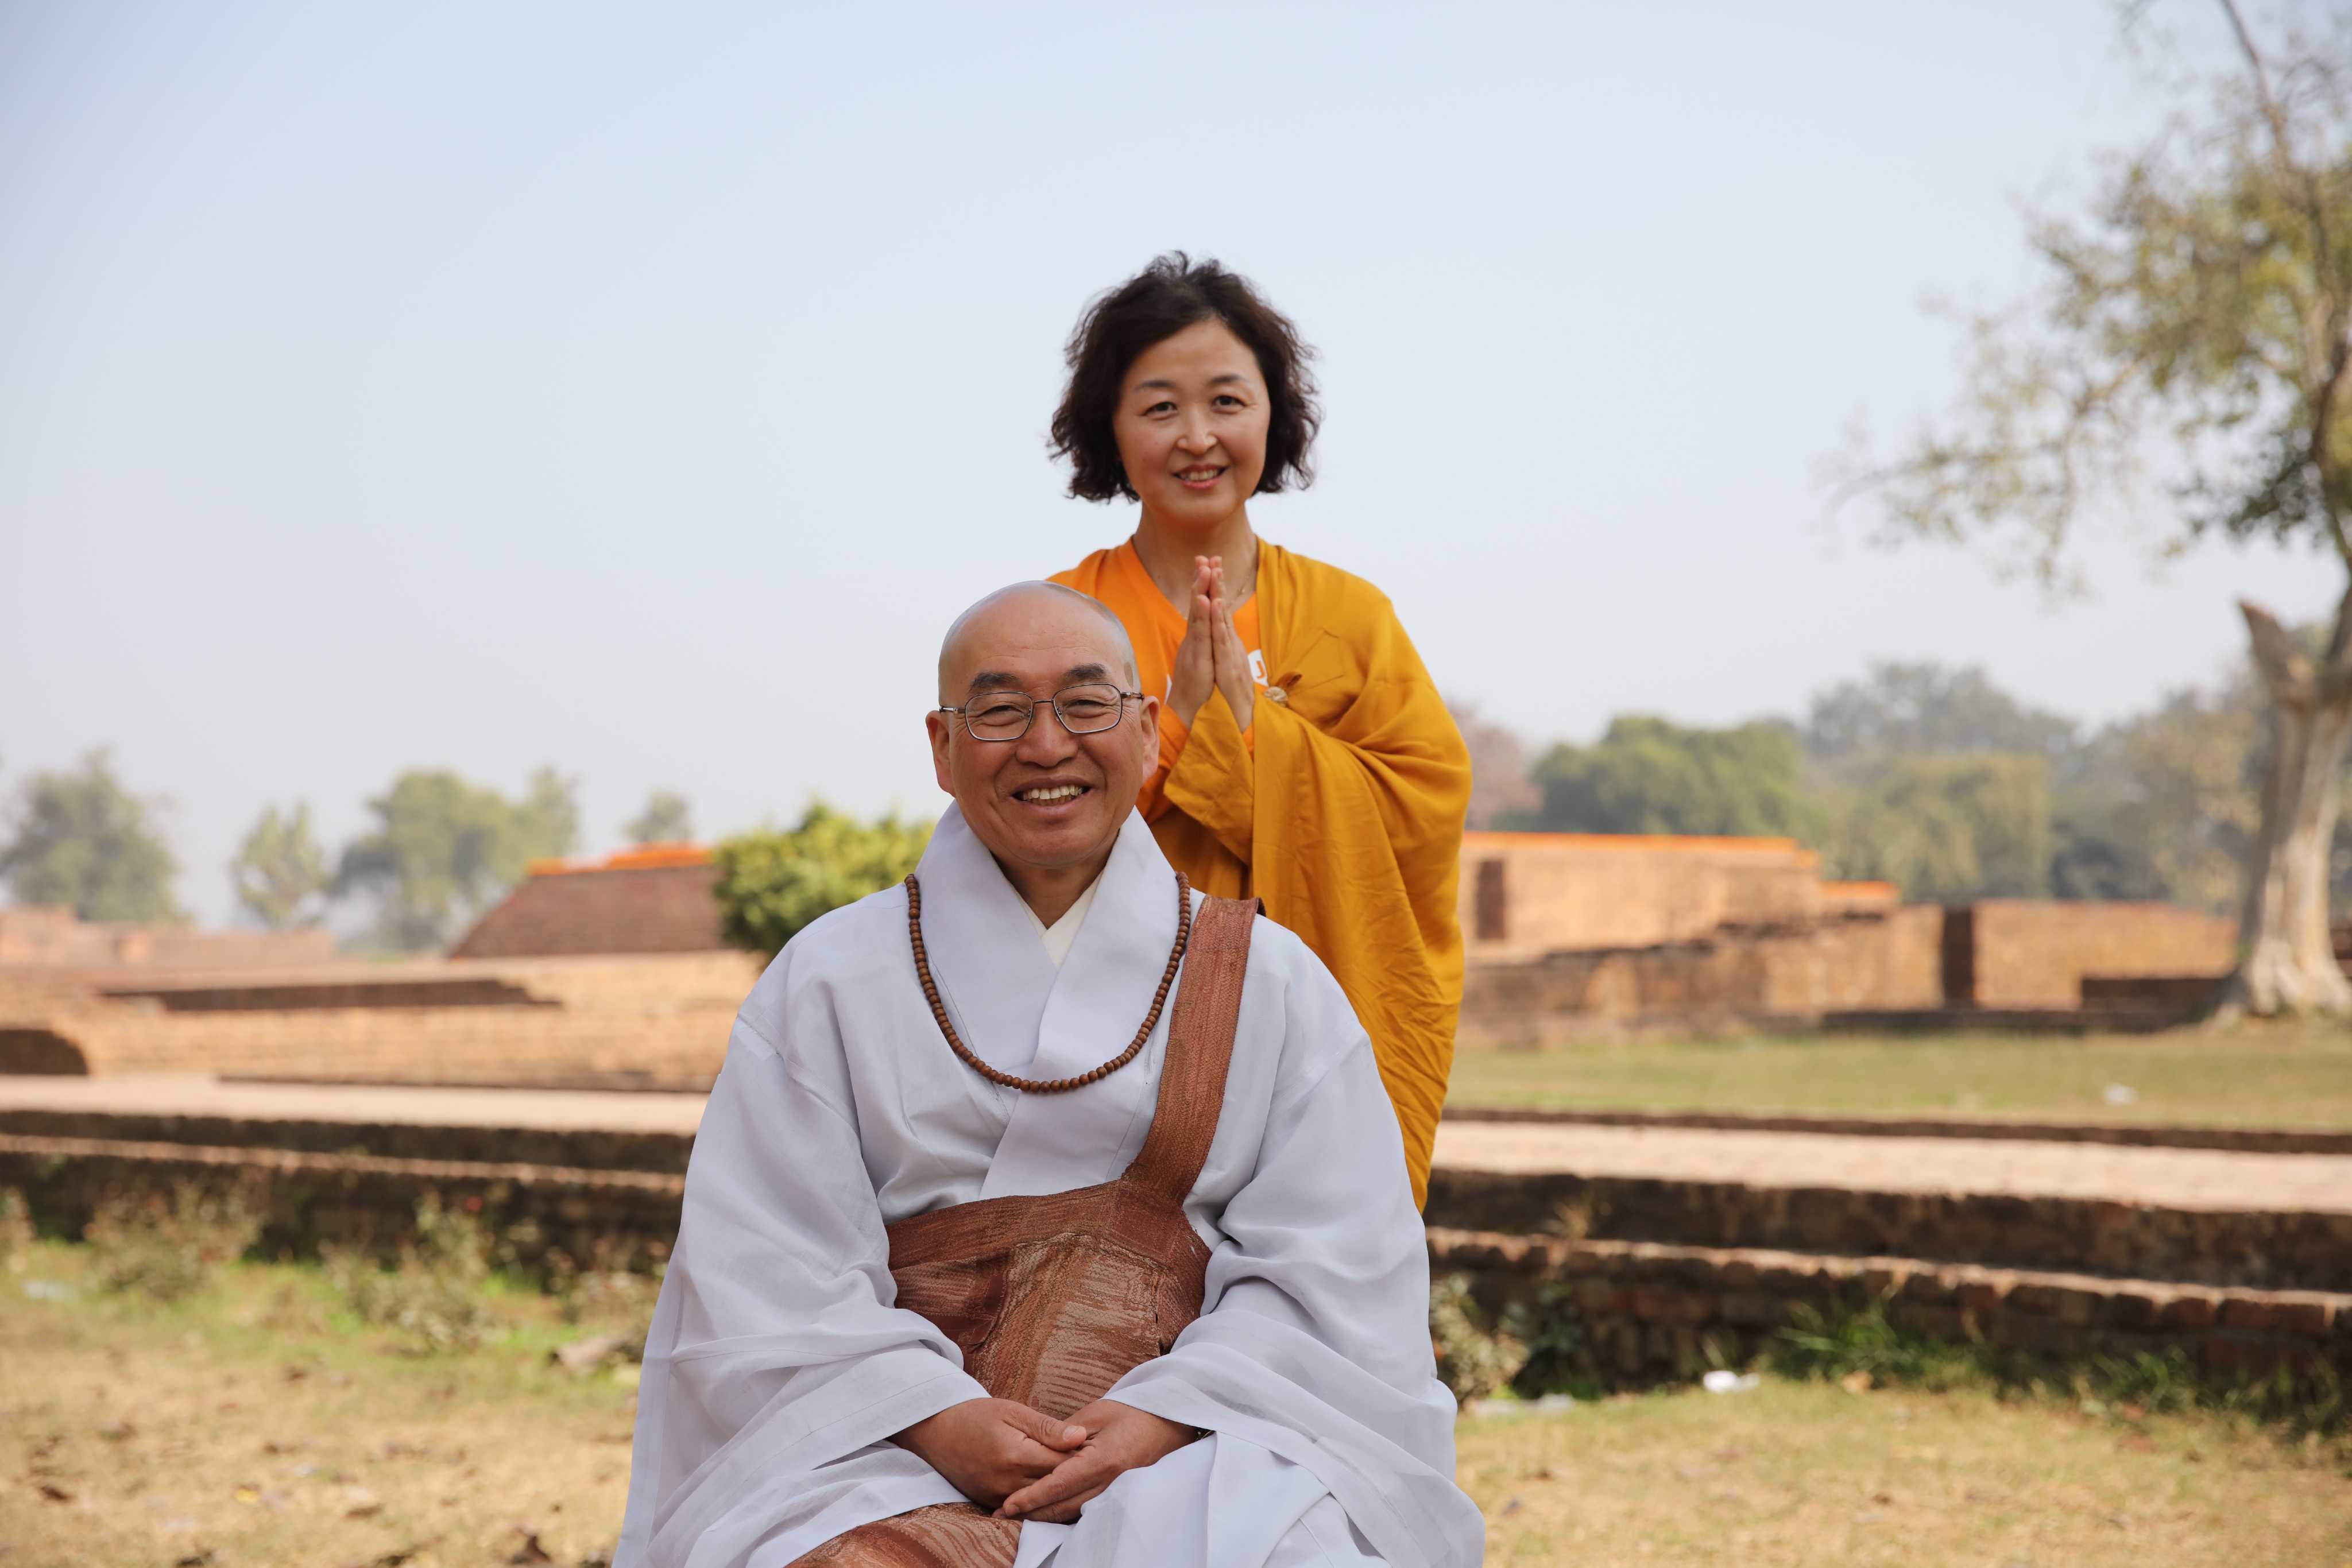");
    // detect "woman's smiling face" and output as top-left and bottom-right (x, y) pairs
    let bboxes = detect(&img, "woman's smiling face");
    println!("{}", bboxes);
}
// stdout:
(1111, 318), (1270, 530)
